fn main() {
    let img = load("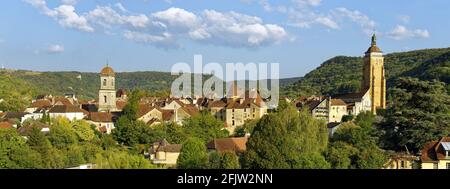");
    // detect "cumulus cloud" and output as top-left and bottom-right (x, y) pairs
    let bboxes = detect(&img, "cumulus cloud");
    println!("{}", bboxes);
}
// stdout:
(386, 25), (430, 40)
(332, 8), (376, 34)
(25, 1), (289, 49)
(194, 10), (288, 47)
(25, 0), (93, 32)
(54, 5), (94, 32)
(46, 44), (65, 54)
(86, 6), (149, 29)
